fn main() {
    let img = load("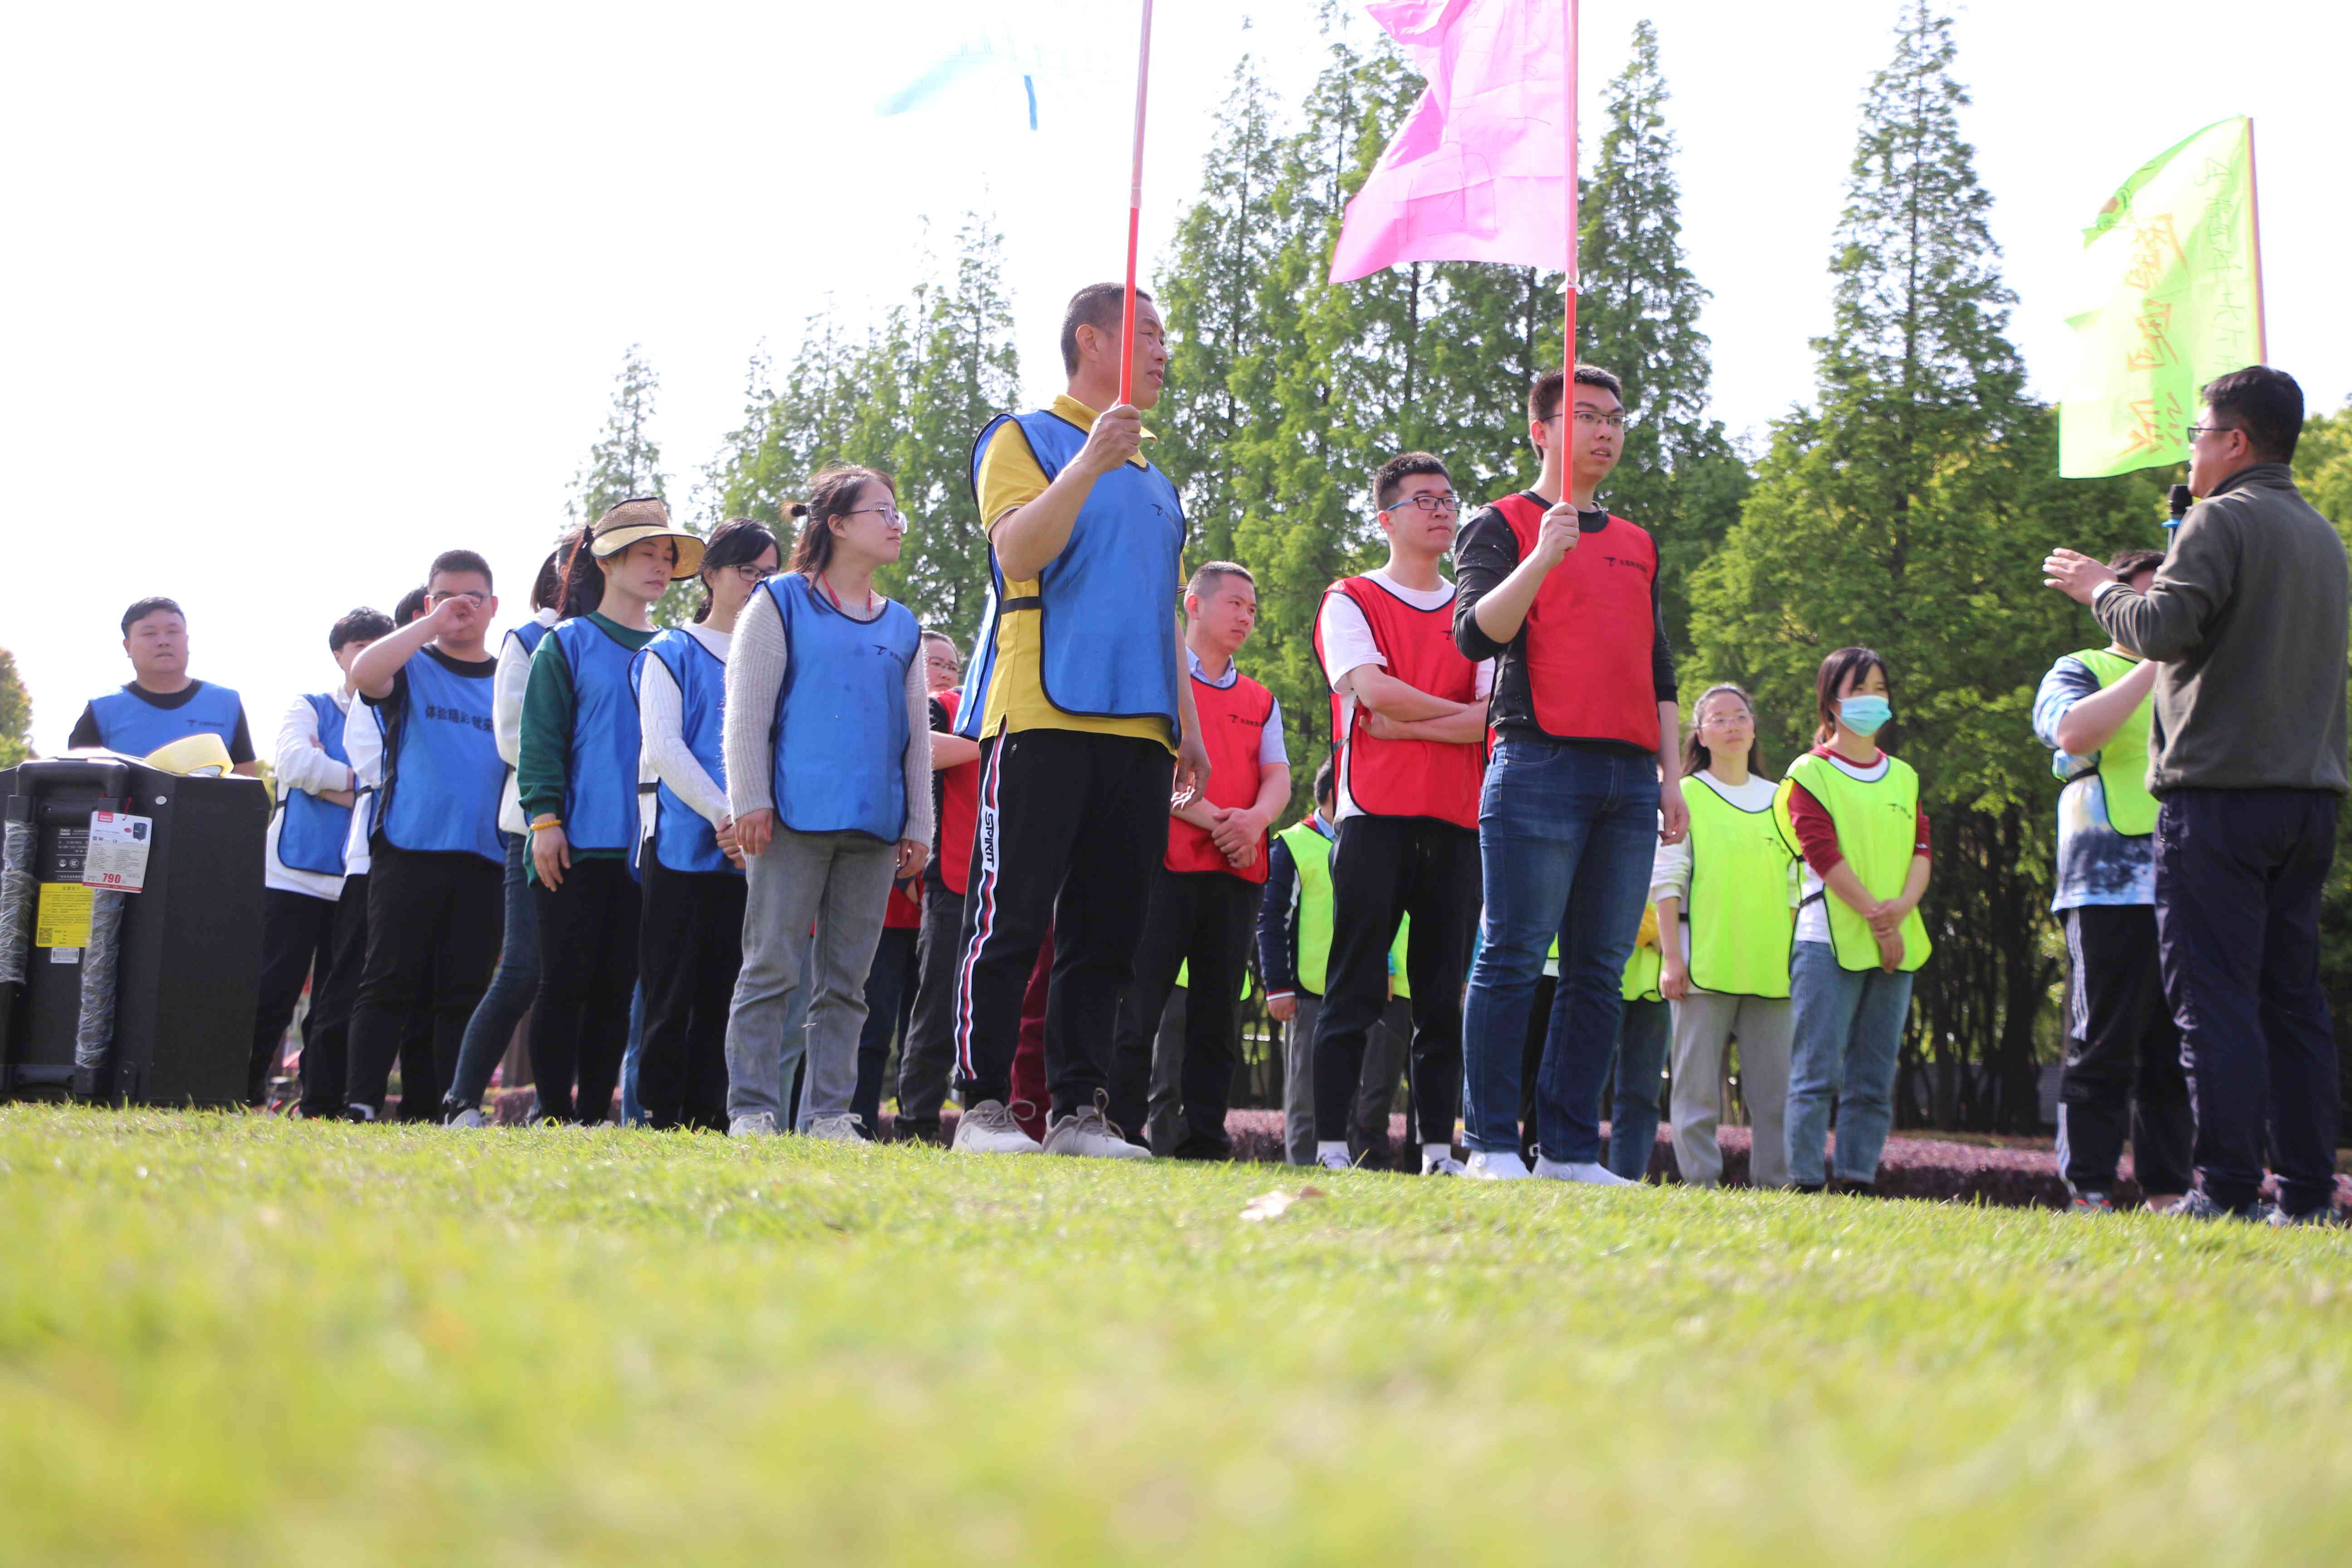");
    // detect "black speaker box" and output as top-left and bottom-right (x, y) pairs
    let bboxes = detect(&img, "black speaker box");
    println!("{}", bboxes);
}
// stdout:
(0, 758), (267, 1107)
